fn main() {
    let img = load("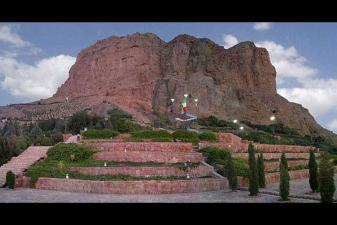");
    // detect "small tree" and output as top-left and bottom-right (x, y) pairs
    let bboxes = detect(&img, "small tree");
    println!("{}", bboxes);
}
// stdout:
(227, 153), (238, 190)
(308, 149), (319, 192)
(6, 171), (15, 189)
(318, 153), (335, 203)
(279, 153), (290, 201)
(257, 153), (266, 188)
(248, 143), (259, 196)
